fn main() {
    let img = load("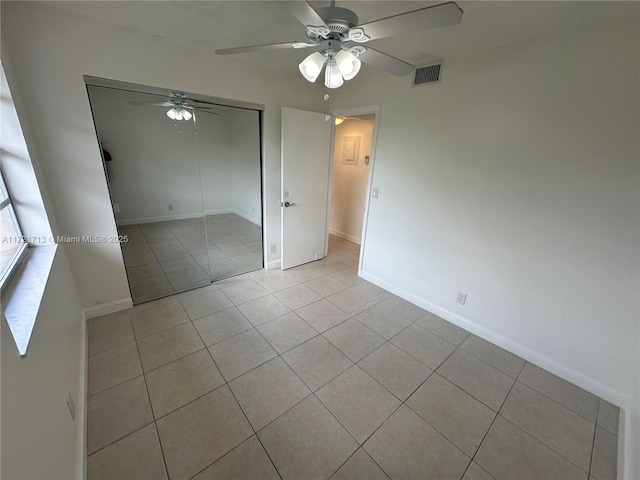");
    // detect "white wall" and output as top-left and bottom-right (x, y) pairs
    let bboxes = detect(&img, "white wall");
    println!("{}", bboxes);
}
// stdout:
(330, 118), (373, 243)
(335, 18), (640, 478)
(1, 48), (85, 480)
(88, 86), (234, 224)
(0, 1), (323, 309)
(200, 106), (234, 218)
(89, 86), (263, 226)
(1, 248), (85, 480)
